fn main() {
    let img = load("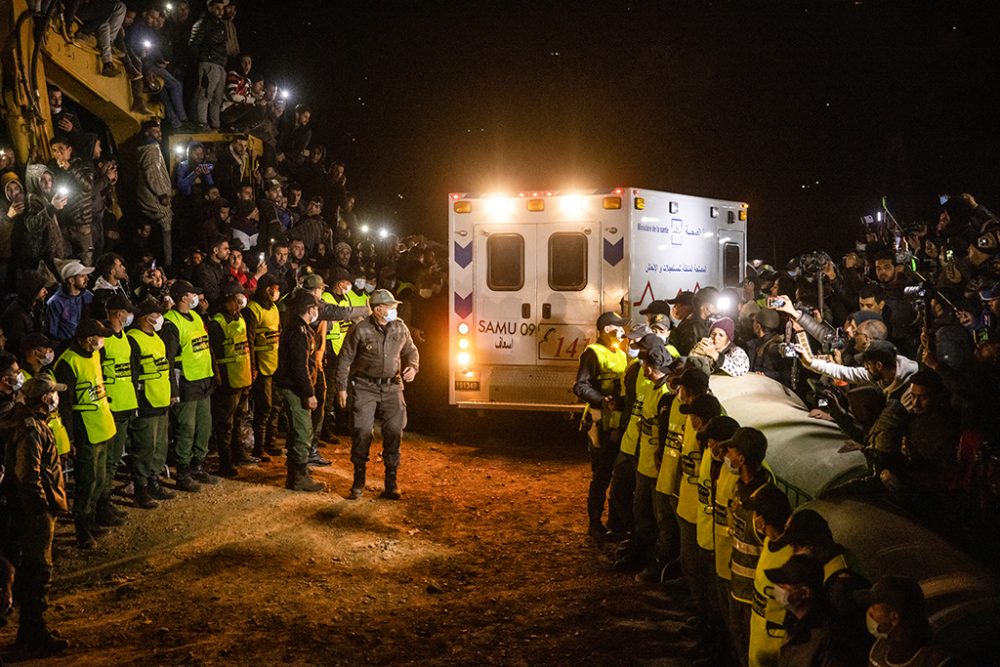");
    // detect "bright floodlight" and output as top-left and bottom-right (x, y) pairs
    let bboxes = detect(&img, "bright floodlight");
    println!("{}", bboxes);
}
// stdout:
(360, 224), (370, 234)
(716, 296), (732, 311)
(560, 194), (586, 216)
